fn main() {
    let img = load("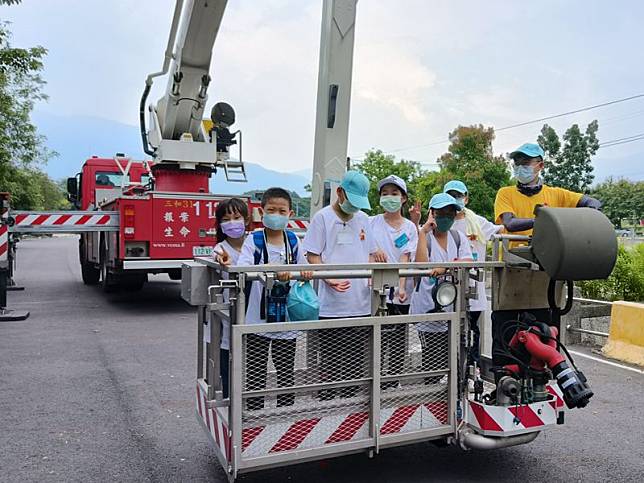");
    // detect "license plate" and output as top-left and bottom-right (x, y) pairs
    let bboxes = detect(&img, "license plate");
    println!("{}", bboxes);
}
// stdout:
(192, 246), (213, 257)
